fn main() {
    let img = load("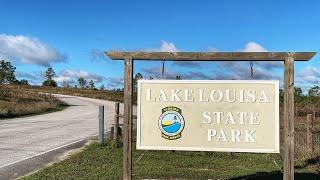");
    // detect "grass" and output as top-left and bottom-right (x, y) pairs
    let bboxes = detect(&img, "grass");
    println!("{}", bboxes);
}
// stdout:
(22, 137), (319, 180)
(16, 85), (132, 103)
(0, 85), (68, 119)
(19, 110), (320, 179)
